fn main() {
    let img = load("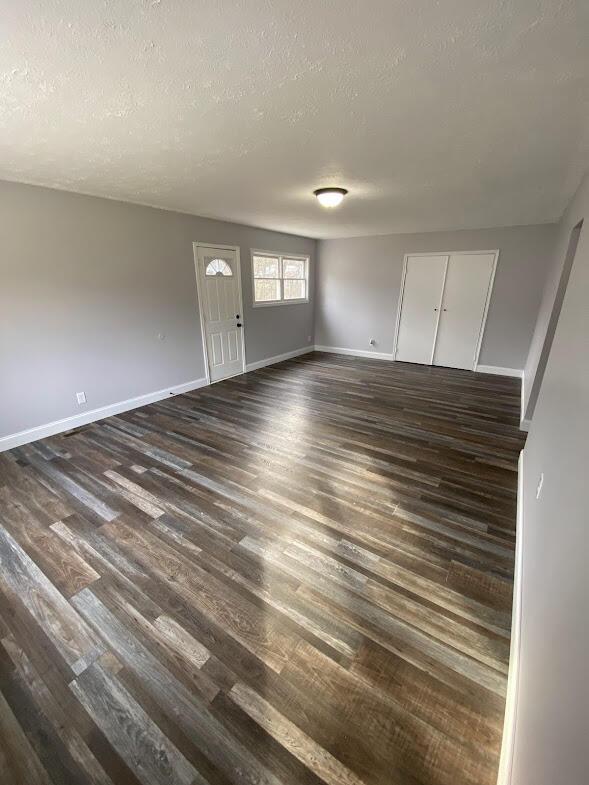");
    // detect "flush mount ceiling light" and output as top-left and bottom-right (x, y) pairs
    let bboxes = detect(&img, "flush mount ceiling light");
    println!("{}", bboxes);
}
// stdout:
(313, 187), (348, 208)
